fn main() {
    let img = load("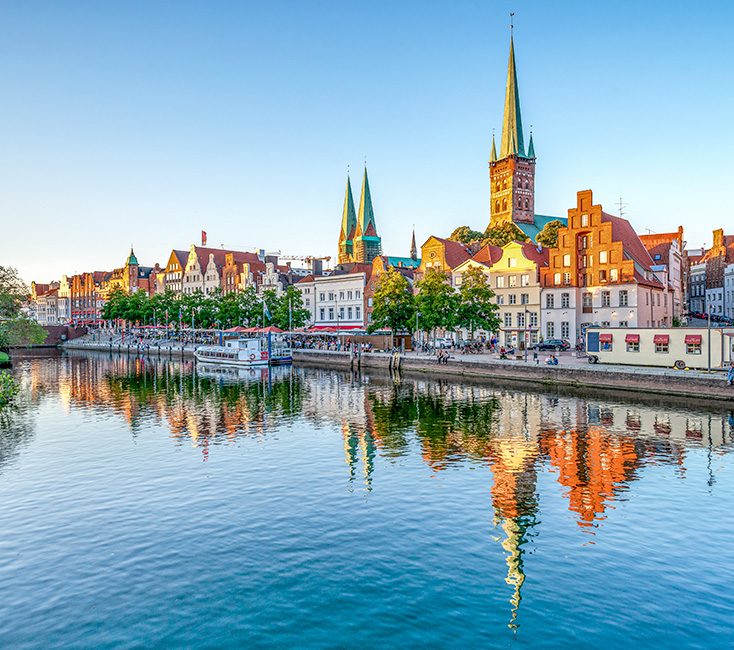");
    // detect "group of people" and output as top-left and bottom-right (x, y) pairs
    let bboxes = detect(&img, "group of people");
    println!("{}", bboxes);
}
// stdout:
(545, 354), (559, 366)
(436, 350), (451, 364)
